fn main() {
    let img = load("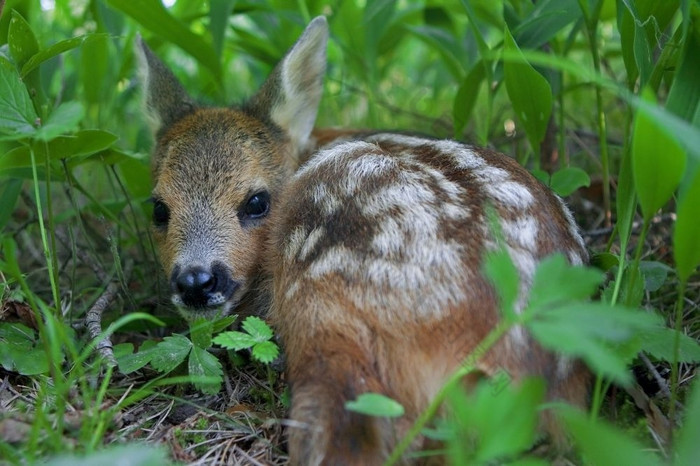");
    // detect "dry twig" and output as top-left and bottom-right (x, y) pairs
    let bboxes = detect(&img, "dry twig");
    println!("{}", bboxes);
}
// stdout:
(85, 260), (133, 367)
